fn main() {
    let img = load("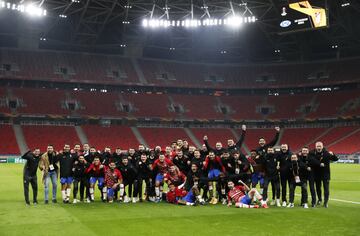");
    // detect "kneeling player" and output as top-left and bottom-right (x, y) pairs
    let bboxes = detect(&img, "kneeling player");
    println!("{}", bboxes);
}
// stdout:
(227, 180), (268, 208)
(103, 161), (123, 203)
(166, 182), (204, 206)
